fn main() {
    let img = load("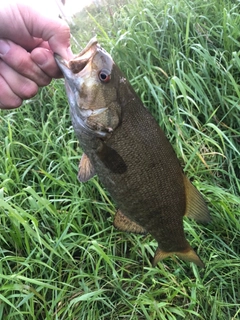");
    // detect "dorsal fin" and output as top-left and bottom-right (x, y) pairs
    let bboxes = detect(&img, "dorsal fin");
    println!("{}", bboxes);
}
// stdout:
(113, 209), (147, 234)
(183, 175), (210, 223)
(78, 153), (95, 182)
